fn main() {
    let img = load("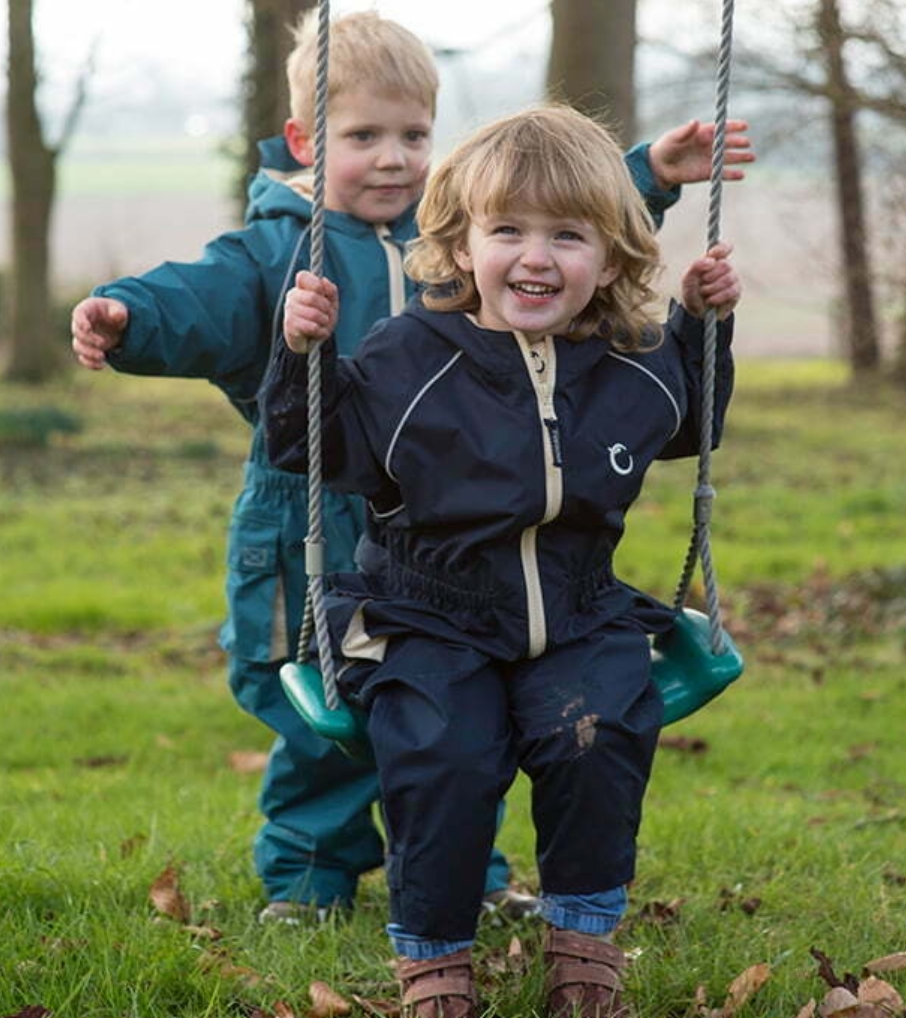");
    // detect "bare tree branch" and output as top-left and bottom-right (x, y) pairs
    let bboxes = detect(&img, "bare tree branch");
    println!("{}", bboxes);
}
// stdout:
(53, 35), (101, 156)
